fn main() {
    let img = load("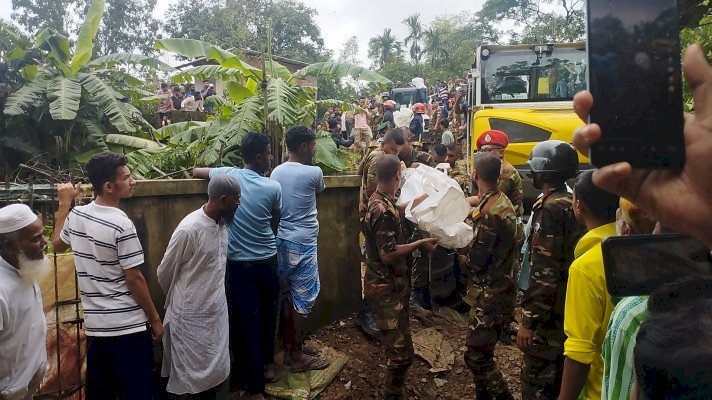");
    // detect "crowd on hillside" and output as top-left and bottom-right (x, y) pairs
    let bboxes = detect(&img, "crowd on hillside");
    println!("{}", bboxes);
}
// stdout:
(1, 45), (711, 400)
